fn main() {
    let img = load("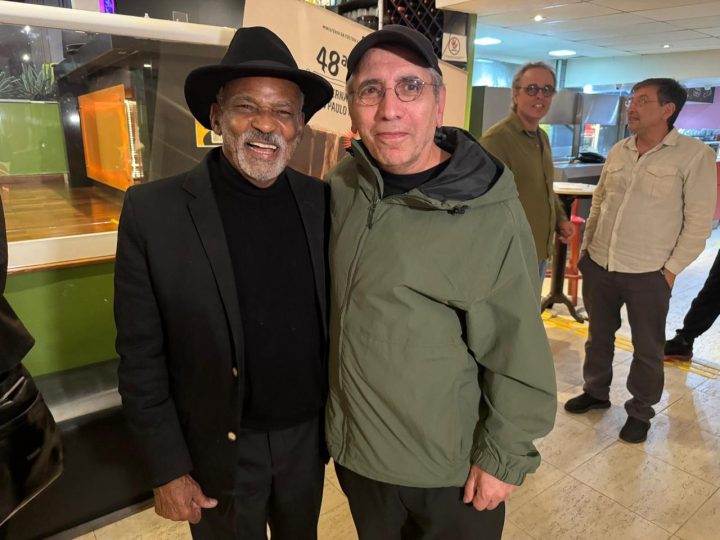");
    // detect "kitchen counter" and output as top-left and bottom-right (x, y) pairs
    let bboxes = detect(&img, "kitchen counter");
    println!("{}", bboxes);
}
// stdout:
(553, 162), (604, 183)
